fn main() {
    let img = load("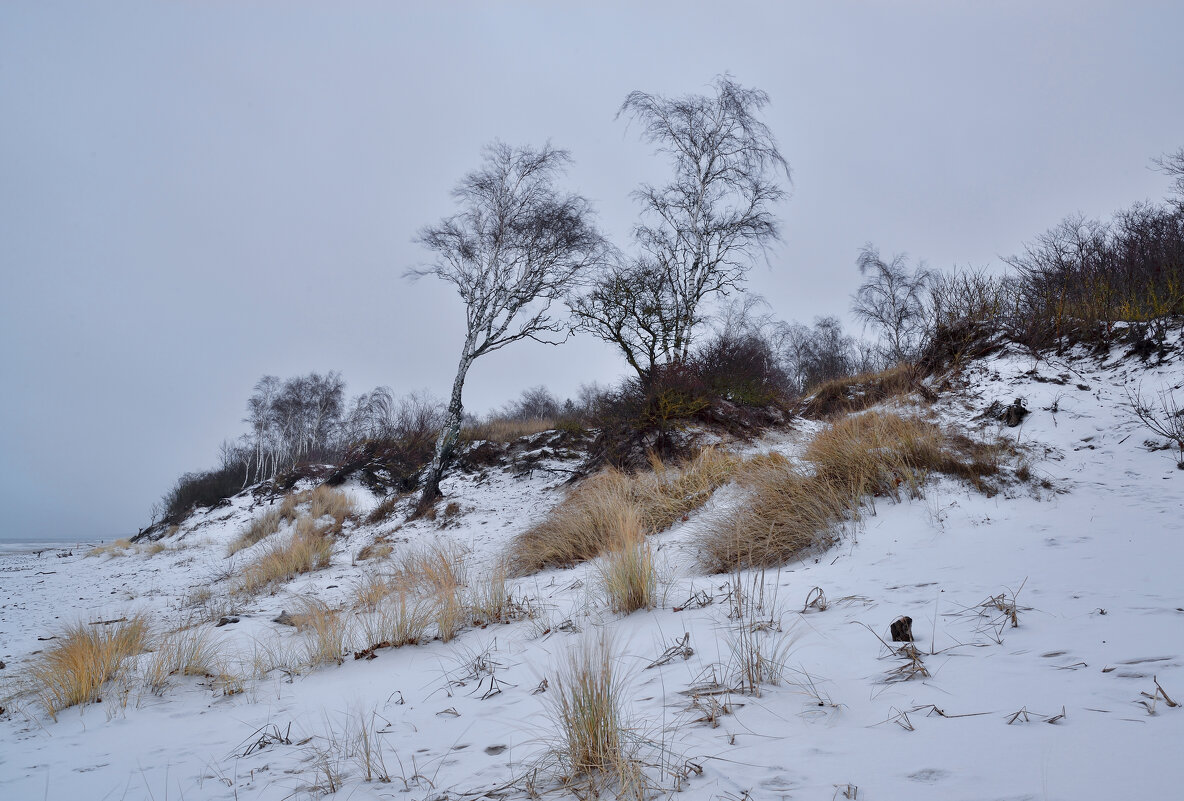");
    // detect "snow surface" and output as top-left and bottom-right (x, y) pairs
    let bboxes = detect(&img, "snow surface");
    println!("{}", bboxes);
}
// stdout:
(2, 341), (1183, 801)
